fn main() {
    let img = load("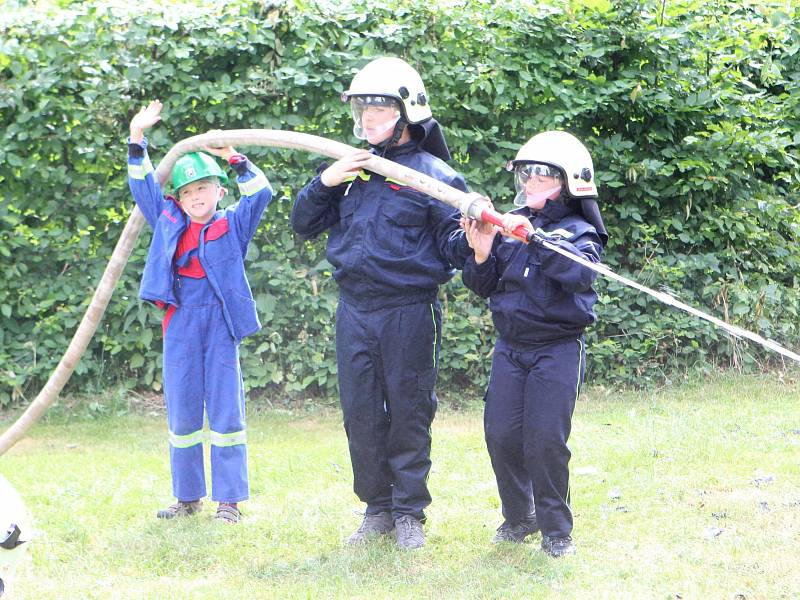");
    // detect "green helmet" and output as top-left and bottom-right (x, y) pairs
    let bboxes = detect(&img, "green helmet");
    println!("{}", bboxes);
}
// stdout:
(171, 152), (228, 191)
